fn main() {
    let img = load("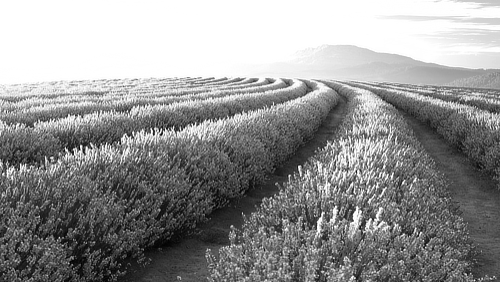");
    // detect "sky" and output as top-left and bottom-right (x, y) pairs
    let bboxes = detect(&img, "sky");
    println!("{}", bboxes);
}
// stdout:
(0, 0), (499, 84)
